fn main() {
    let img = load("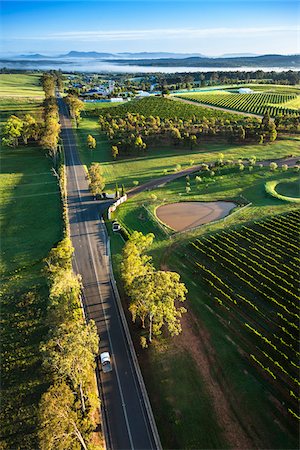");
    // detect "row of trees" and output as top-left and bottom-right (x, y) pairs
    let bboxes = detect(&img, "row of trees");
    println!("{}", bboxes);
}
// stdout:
(38, 238), (100, 450)
(2, 113), (40, 147)
(98, 111), (278, 156)
(2, 73), (61, 165)
(38, 78), (101, 449)
(121, 232), (187, 346)
(65, 94), (84, 128)
(154, 70), (300, 88)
